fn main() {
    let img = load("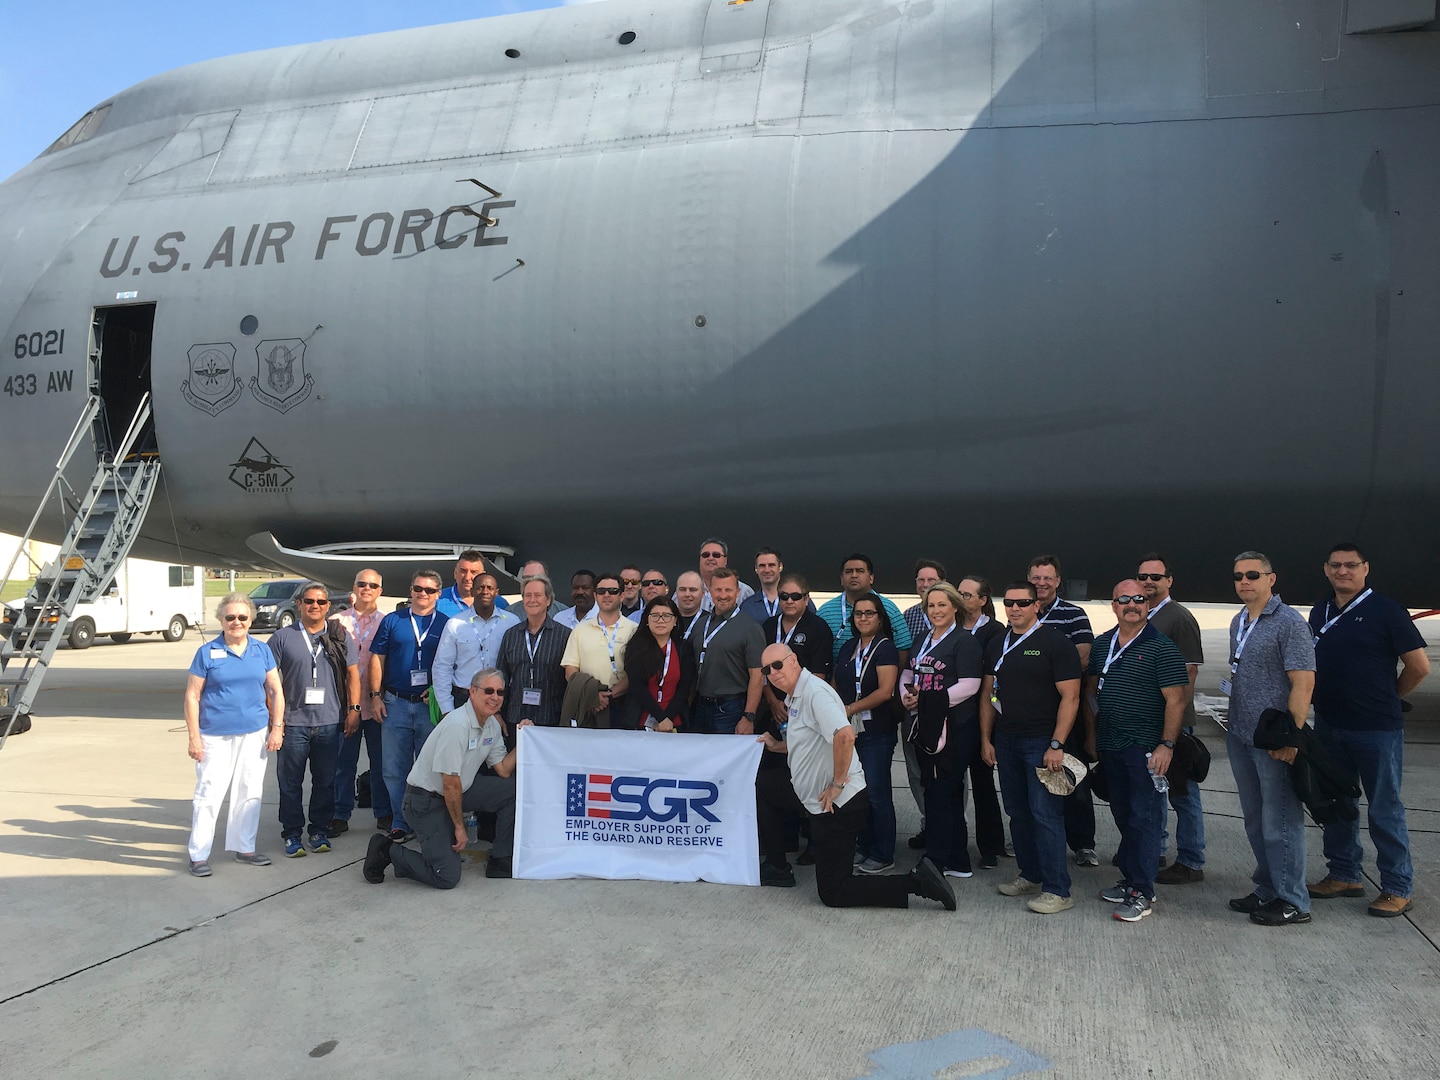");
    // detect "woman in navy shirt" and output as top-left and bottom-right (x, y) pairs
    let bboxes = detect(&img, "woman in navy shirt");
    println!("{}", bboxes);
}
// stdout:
(183, 592), (283, 877)
(834, 592), (901, 873)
